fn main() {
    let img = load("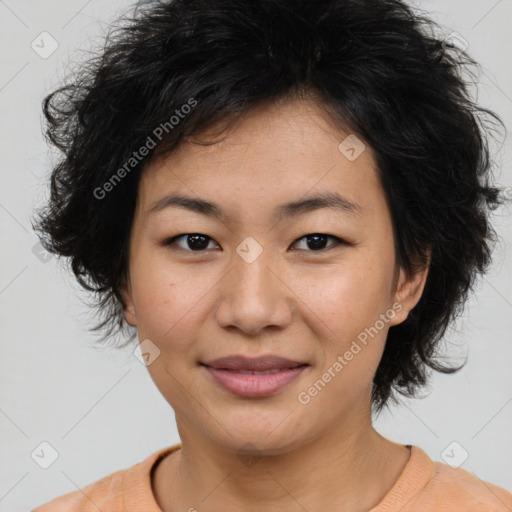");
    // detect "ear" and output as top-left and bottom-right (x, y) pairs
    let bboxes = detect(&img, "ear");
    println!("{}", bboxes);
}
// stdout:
(120, 277), (137, 326)
(388, 251), (430, 327)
